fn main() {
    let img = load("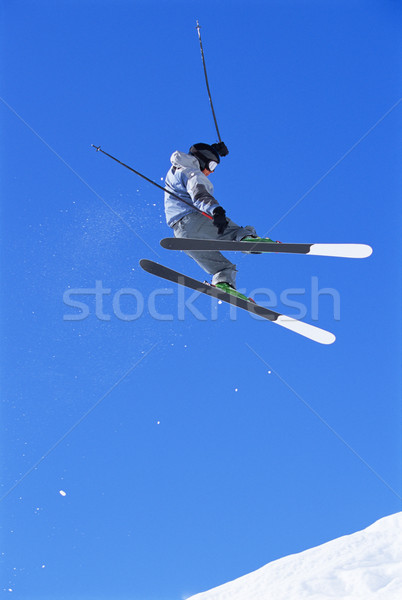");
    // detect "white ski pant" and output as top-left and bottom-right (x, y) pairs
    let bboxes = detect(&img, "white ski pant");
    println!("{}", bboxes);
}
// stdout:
(172, 212), (257, 288)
